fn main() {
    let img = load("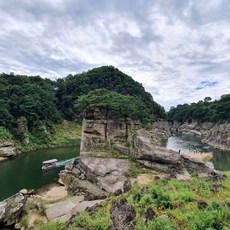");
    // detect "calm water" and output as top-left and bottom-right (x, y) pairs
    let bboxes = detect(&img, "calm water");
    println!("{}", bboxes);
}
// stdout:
(0, 144), (80, 201)
(164, 133), (230, 171)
